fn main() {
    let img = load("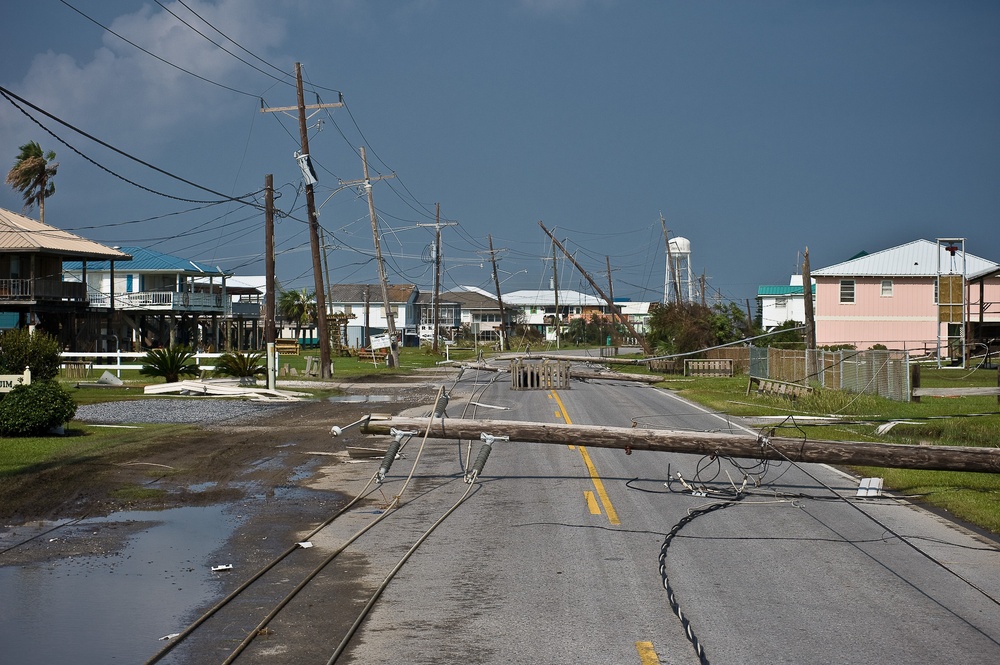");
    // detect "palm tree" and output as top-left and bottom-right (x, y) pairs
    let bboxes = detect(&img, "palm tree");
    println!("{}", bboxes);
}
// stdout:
(6, 141), (58, 223)
(277, 288), (315, 340)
